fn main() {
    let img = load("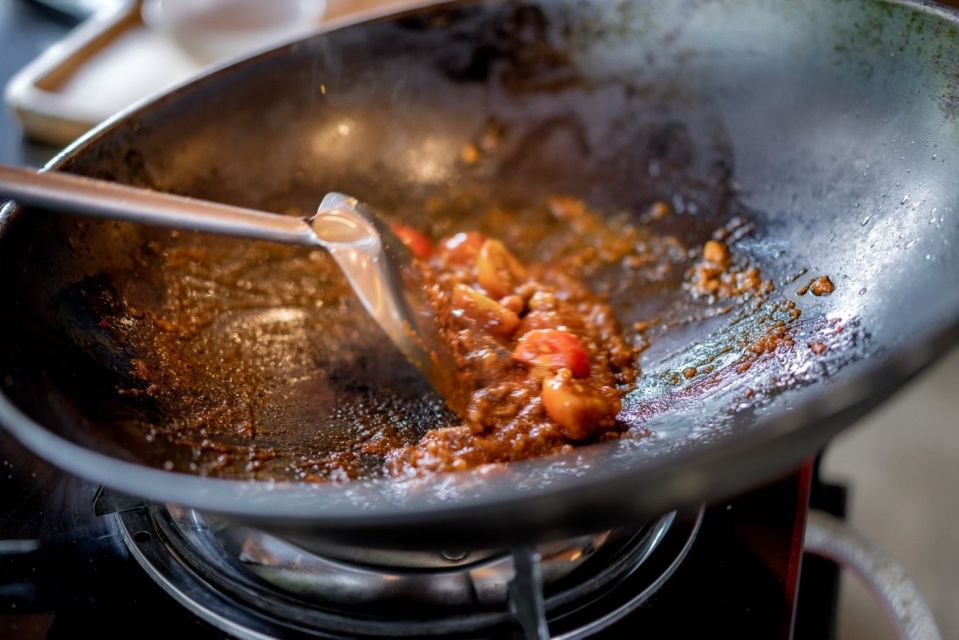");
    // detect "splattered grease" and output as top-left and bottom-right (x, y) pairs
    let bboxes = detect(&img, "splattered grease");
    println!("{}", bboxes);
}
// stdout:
(127, 197), (831, 481)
